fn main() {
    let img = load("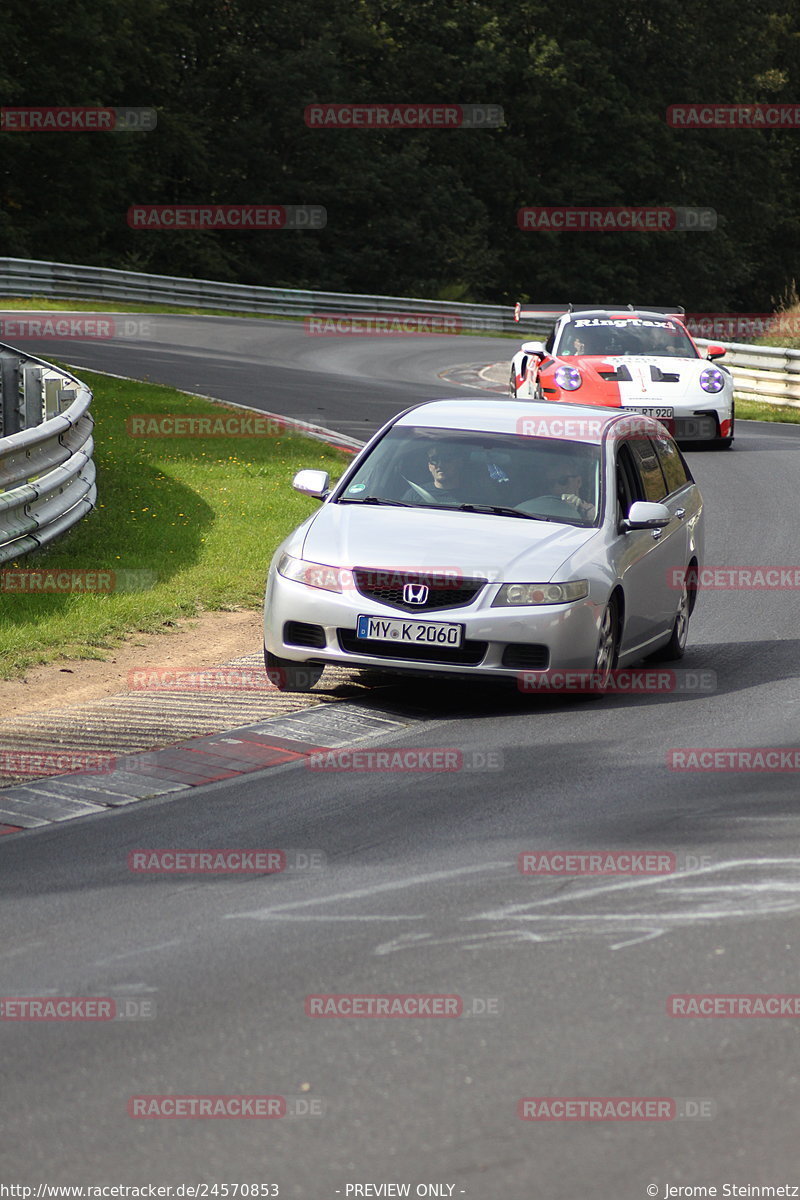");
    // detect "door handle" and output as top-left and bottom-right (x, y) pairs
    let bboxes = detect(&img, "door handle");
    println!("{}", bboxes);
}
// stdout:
(651, 528), (663, 540)
(675, 508), (686, 520)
